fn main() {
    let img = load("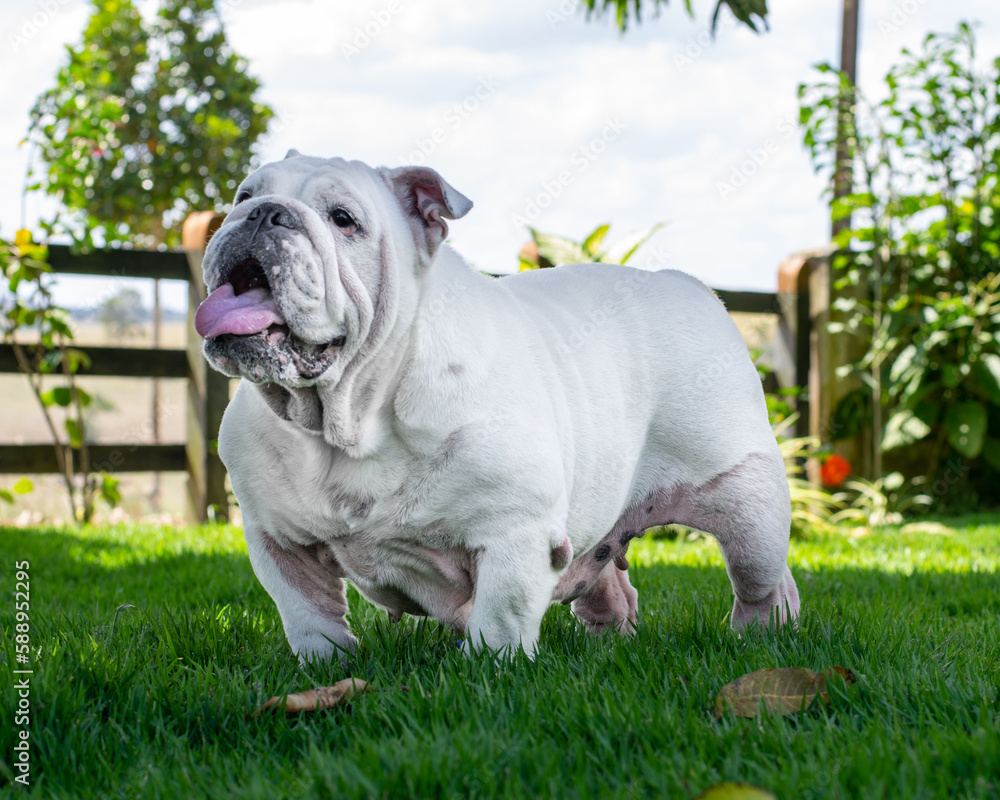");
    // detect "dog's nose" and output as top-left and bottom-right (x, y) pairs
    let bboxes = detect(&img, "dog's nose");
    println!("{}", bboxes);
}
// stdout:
(246, 201), (300, 232)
